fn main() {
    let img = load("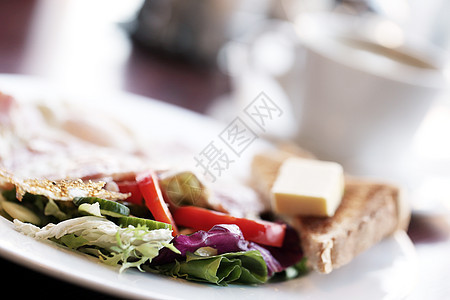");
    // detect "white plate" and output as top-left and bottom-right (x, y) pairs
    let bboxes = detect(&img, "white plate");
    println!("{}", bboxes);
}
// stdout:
(0, 74), (418, 299)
